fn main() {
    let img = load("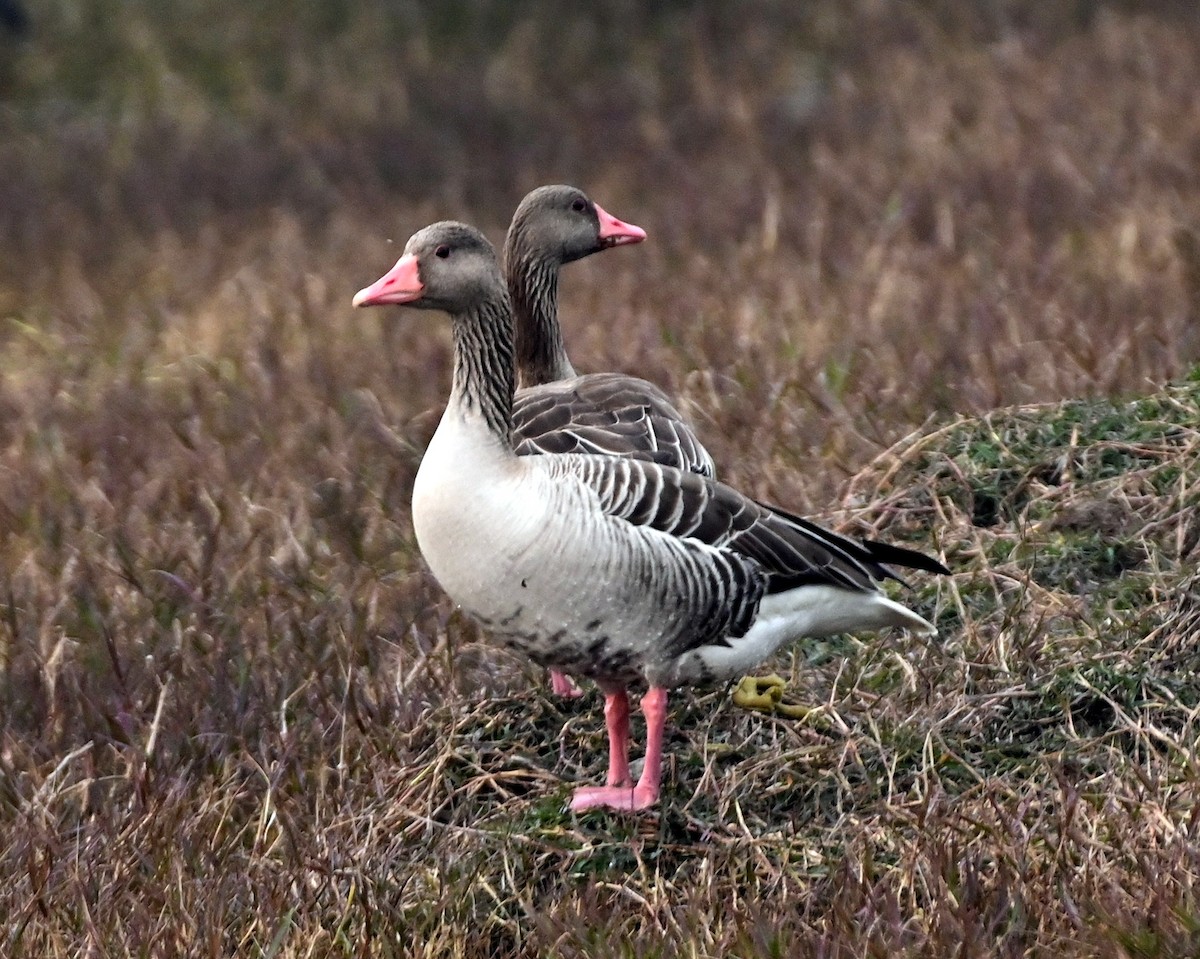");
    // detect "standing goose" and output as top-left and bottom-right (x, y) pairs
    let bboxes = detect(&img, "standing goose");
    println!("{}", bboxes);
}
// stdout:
(505, 185), (712, 698)
(353, 222), (948, 812)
